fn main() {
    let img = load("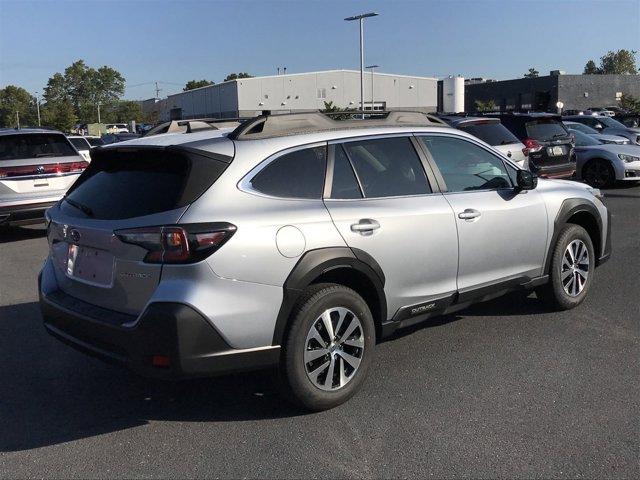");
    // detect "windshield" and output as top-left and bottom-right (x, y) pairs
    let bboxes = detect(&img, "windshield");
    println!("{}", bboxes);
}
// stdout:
(571, 129), (601, 147)
(458, 121), (520, 146)
(0, 133), (77, 160)
(525, 119), (569, 141)
(600, 117), (628, 129)
(564, 122), (597, 134)
(68, 137), (90, 150)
